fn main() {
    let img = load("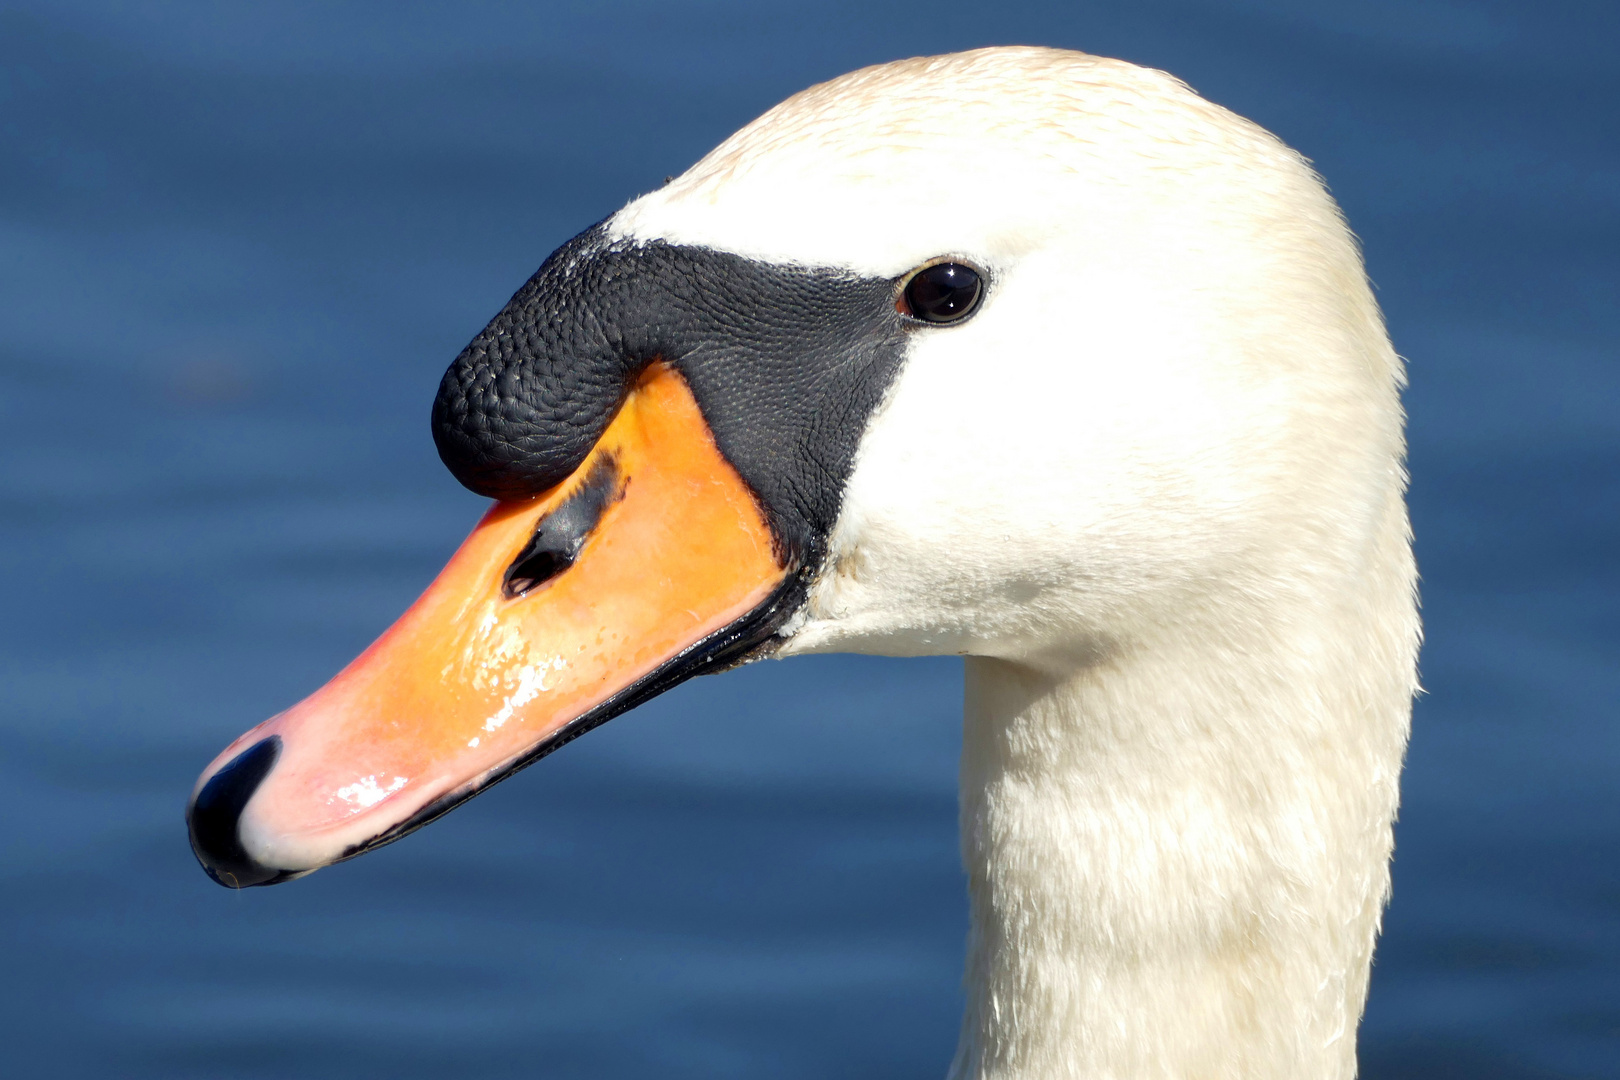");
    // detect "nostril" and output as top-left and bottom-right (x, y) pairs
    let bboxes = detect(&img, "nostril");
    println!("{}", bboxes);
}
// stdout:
(502, 452), (626, 599)
(504, 544), (576, 598)
(187, 736), (286, 889)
